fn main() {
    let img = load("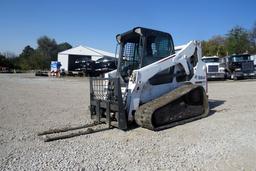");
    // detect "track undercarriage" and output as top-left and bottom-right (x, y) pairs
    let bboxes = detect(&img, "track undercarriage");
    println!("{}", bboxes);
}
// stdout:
(135, 84), (209, 130)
